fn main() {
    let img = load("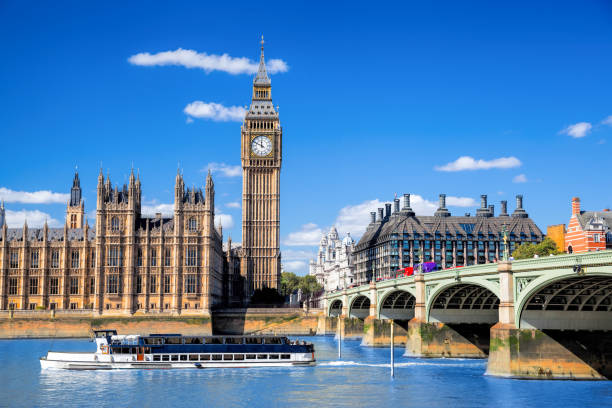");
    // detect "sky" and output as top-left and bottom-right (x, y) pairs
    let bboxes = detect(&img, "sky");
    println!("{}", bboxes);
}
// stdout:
(1, 1), (611, 274)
